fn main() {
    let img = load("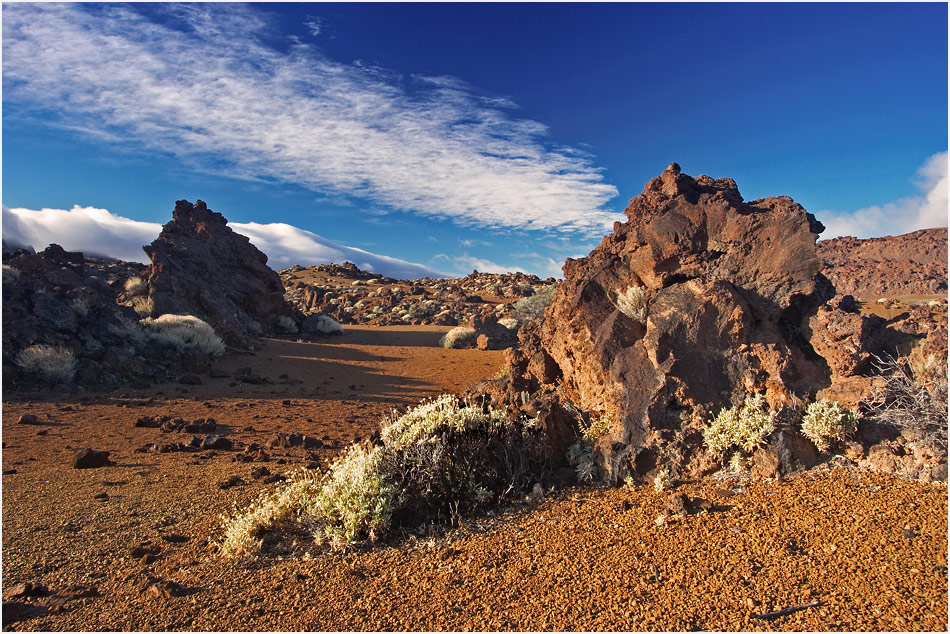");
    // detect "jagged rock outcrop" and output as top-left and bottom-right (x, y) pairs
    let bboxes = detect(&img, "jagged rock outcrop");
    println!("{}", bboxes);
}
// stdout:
(817, 229), (948, 300)
(142, 200), (293, 347)
(496, 164), (838, 483)
(1, 245), (193, 389)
